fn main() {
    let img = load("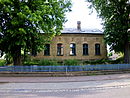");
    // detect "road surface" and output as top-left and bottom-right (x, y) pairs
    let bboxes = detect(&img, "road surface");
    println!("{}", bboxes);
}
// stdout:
(0, 74), (130, 98)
